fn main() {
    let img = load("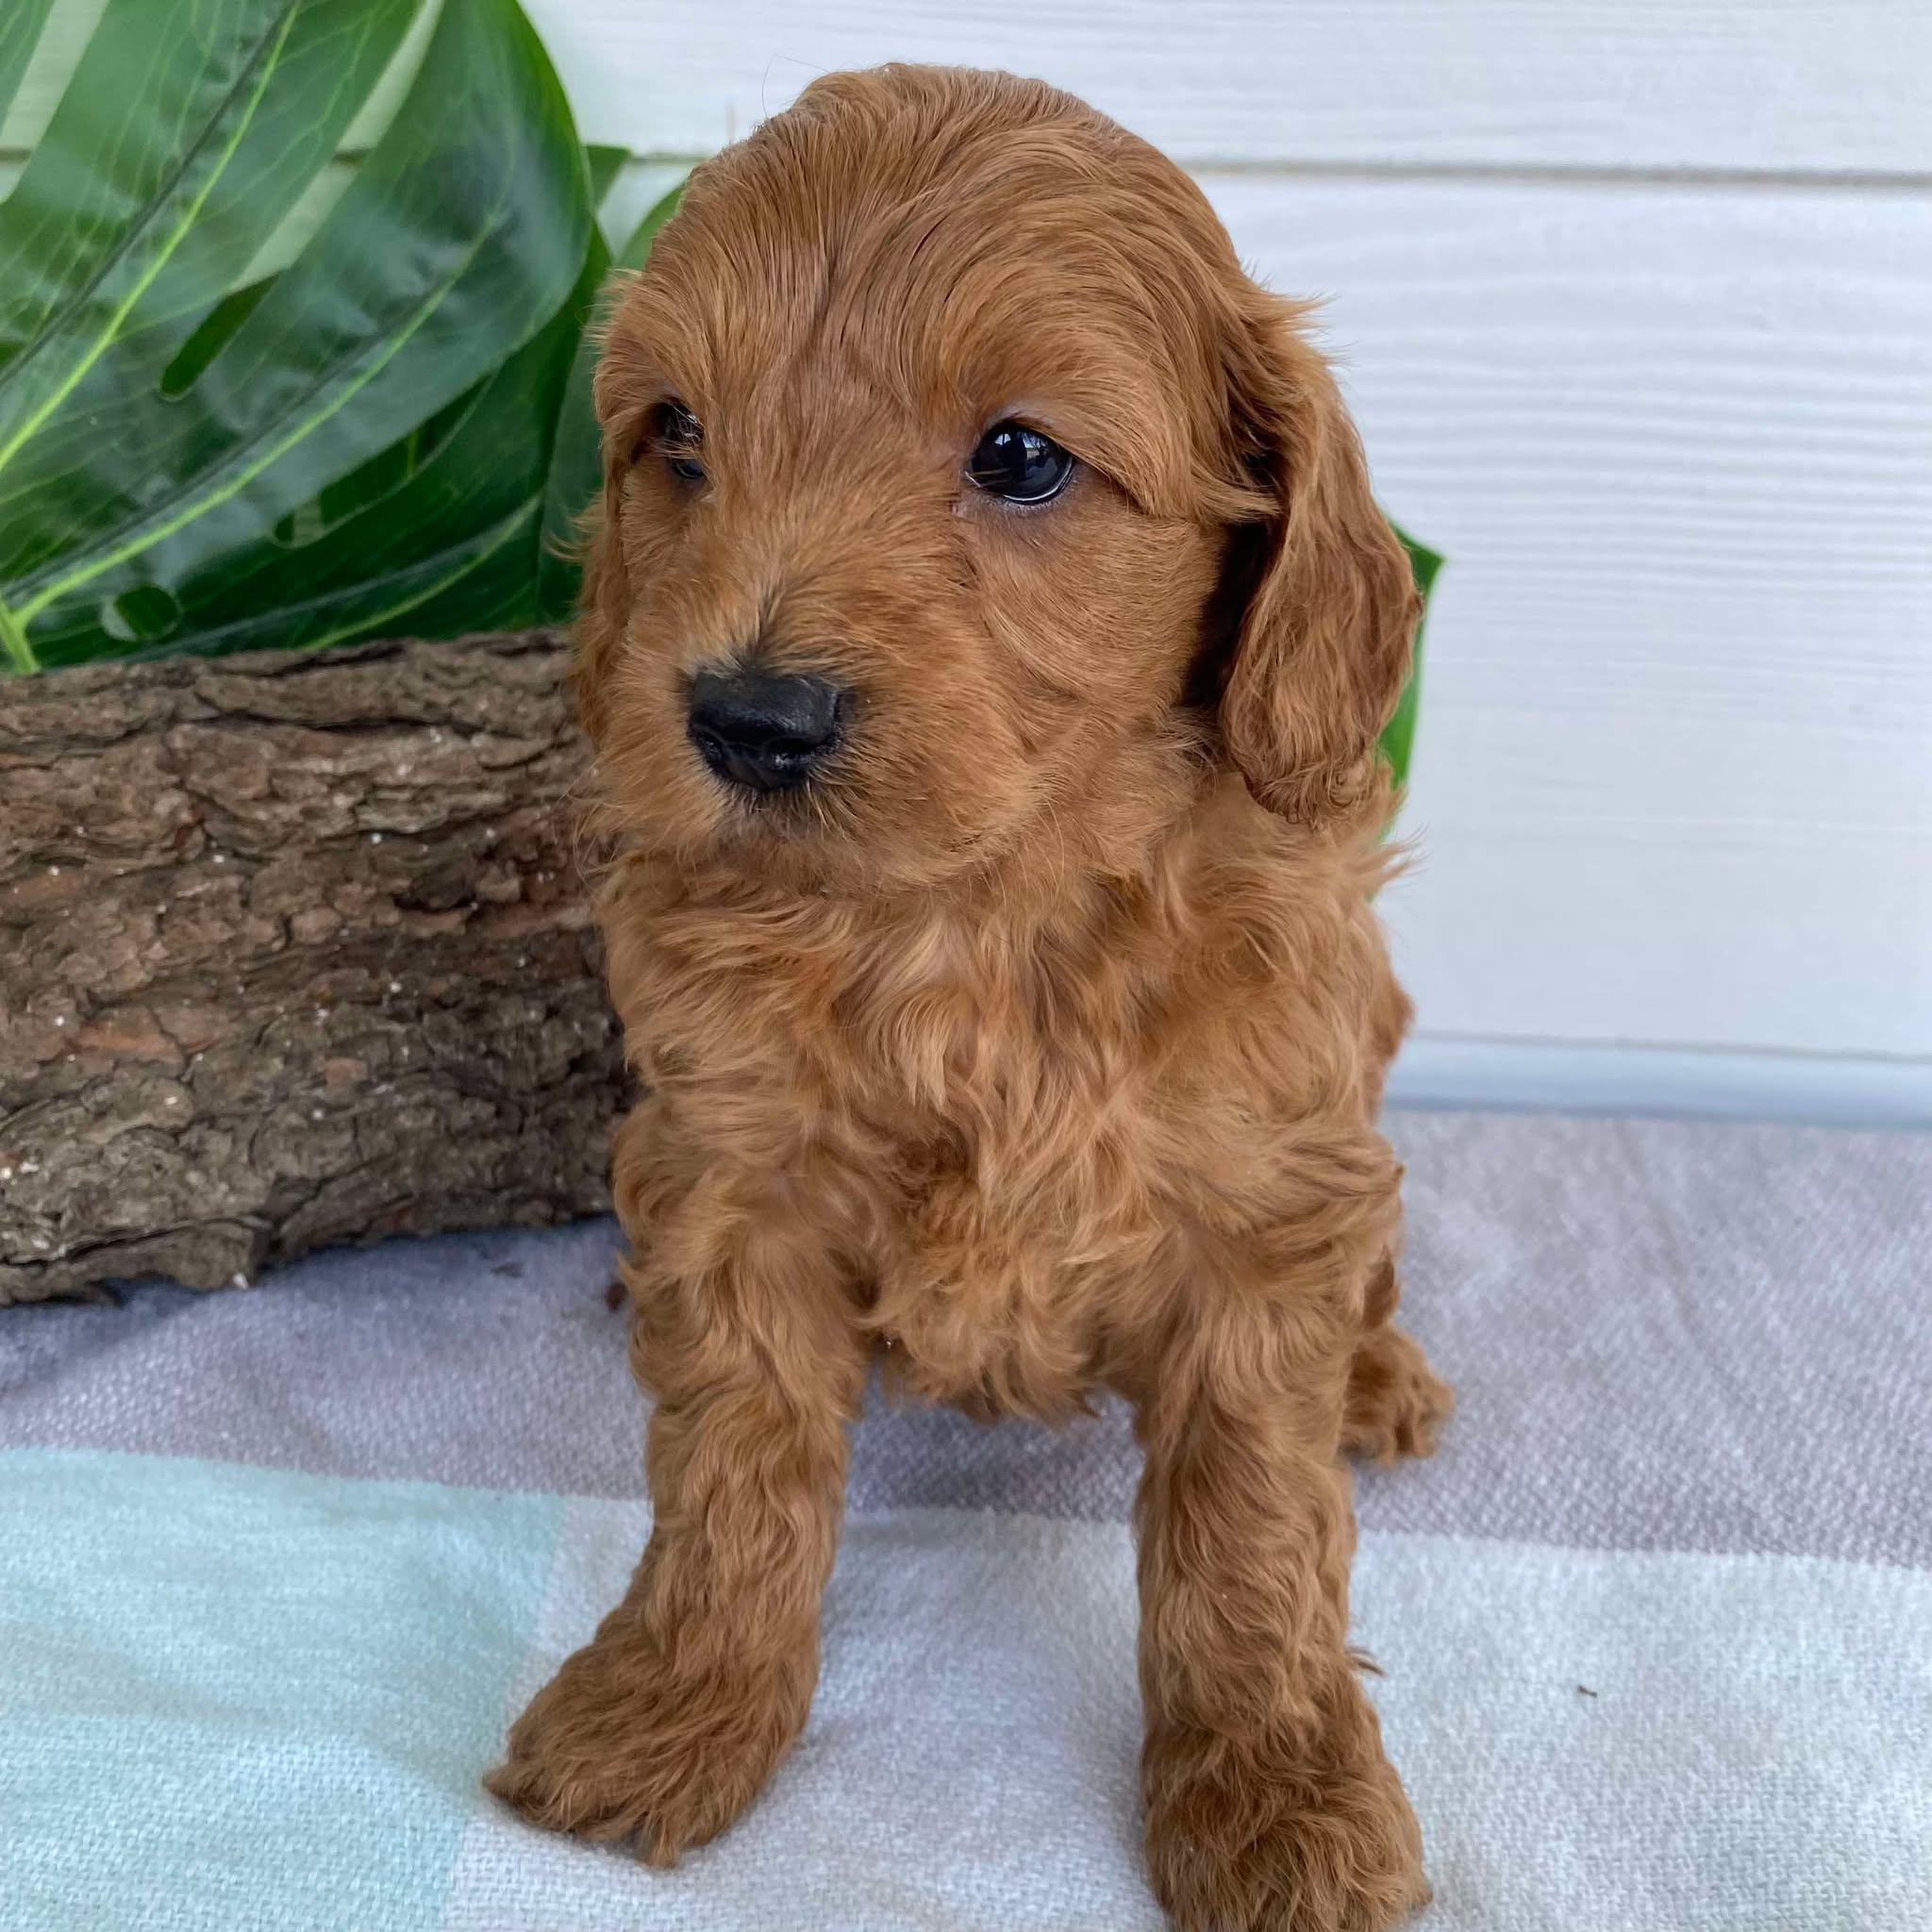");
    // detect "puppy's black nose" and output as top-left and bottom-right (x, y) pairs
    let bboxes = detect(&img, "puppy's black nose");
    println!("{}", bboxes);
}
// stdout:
(687, 669), (843, 792)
